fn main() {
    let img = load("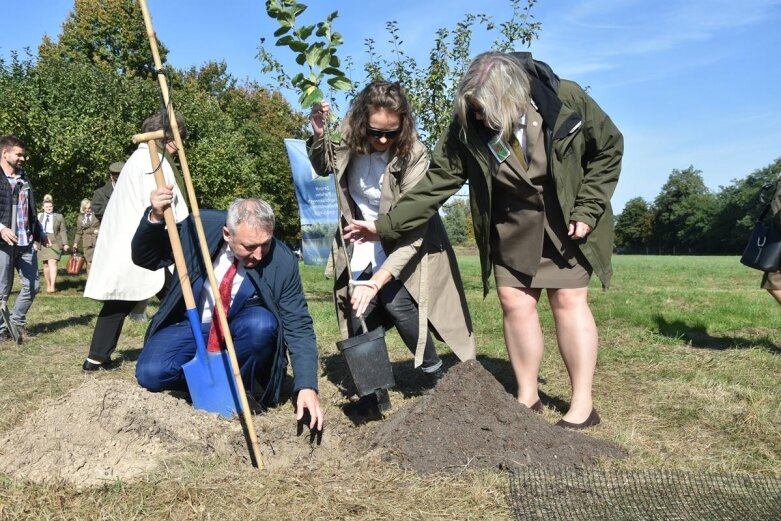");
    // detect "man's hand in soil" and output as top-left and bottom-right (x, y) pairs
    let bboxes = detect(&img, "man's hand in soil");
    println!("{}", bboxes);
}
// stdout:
(296, 388), (324, 432)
